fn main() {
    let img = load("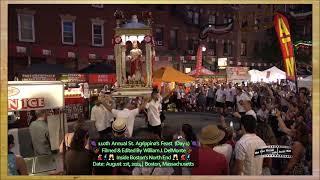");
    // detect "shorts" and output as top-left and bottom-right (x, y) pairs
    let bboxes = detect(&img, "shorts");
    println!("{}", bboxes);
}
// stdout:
(226, 101), (234, 108)
(216, 102), (225, 108)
